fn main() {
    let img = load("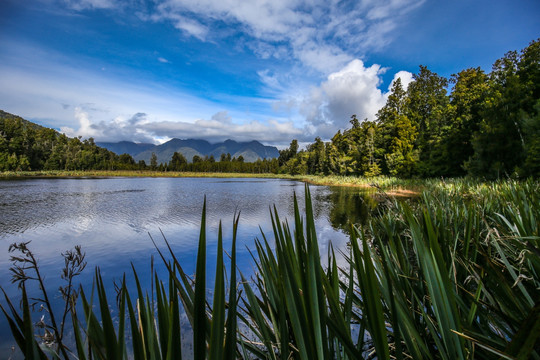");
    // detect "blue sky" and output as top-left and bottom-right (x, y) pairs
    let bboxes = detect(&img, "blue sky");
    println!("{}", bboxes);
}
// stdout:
(0, 0), (538, 147)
